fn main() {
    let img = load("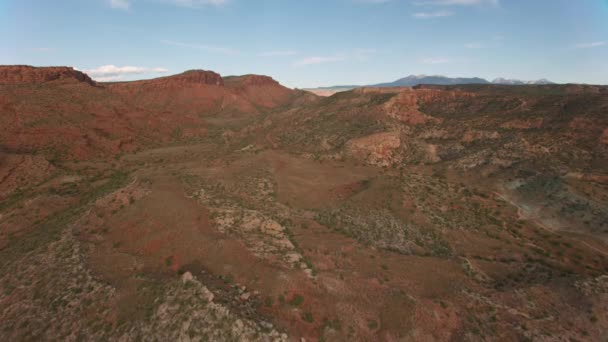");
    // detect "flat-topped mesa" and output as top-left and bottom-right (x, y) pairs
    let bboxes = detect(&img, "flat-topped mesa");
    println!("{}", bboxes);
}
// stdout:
(169, 69), (224, 86)
(110, 69), (225, 88)
(222, 74), (294, 109)
(0, 65), (95, 85)
(224, 74), (281, 88)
